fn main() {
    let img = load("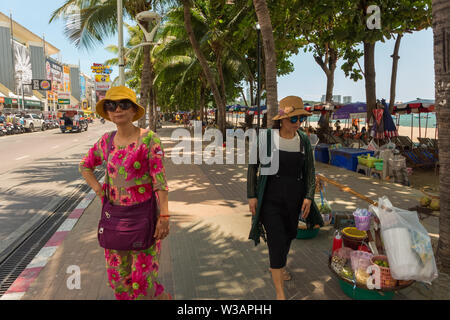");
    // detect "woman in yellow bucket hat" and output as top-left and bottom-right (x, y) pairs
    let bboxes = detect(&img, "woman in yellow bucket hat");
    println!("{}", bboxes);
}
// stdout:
(79, 86), (171, 300)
